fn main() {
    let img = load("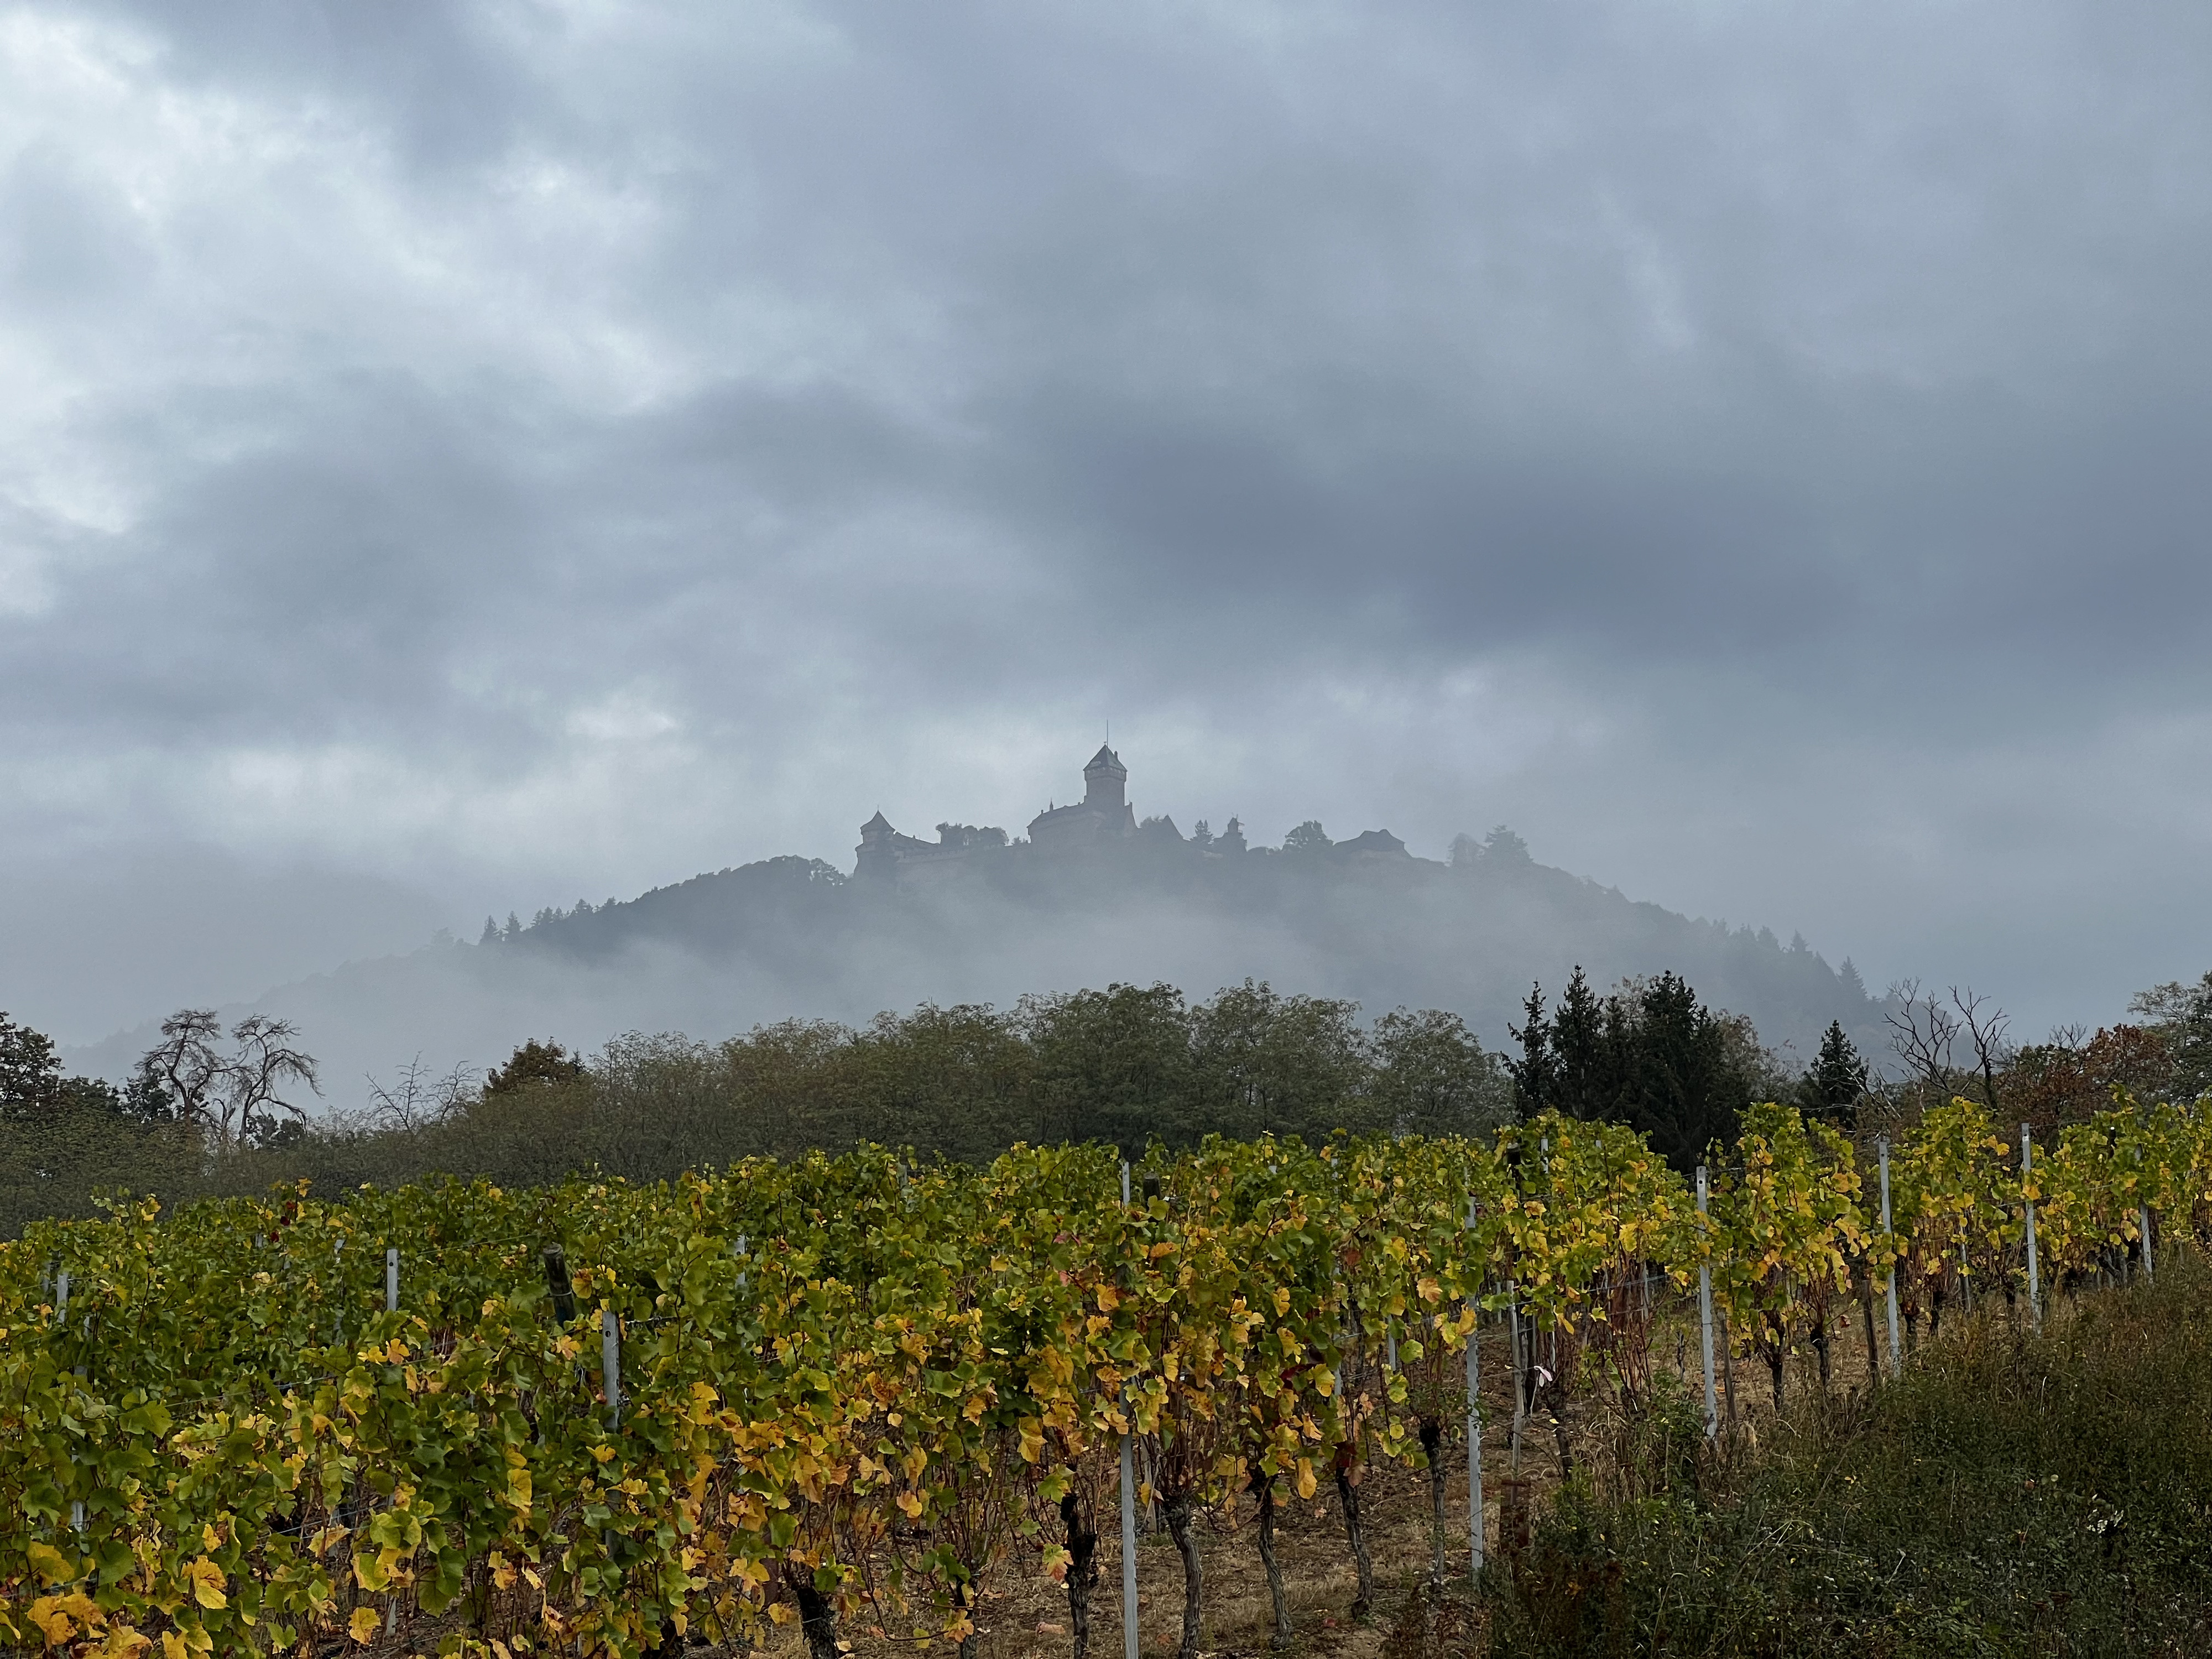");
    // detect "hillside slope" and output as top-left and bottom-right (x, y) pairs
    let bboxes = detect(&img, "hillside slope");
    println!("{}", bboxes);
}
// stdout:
(70, 838), (1890, 1105)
